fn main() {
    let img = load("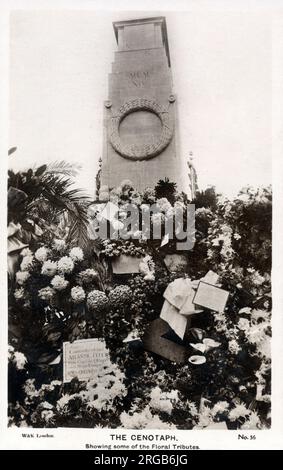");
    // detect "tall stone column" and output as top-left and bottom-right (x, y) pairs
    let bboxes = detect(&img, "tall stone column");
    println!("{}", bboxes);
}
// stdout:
(100, 17), (186, 194)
